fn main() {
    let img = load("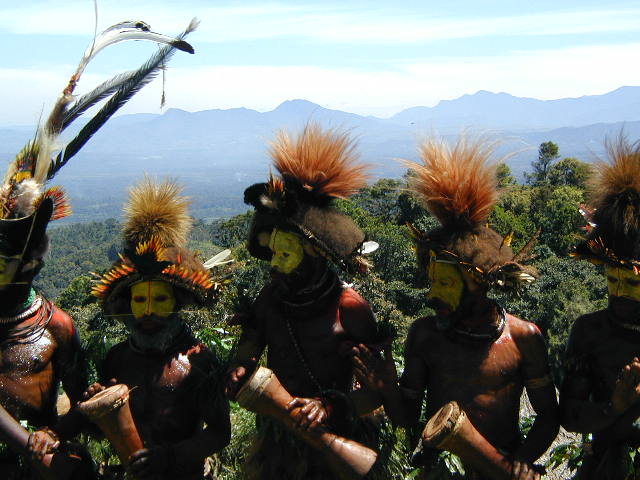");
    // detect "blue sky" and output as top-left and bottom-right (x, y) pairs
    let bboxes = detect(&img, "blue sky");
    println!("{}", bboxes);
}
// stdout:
(1, 0), (639, 125)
